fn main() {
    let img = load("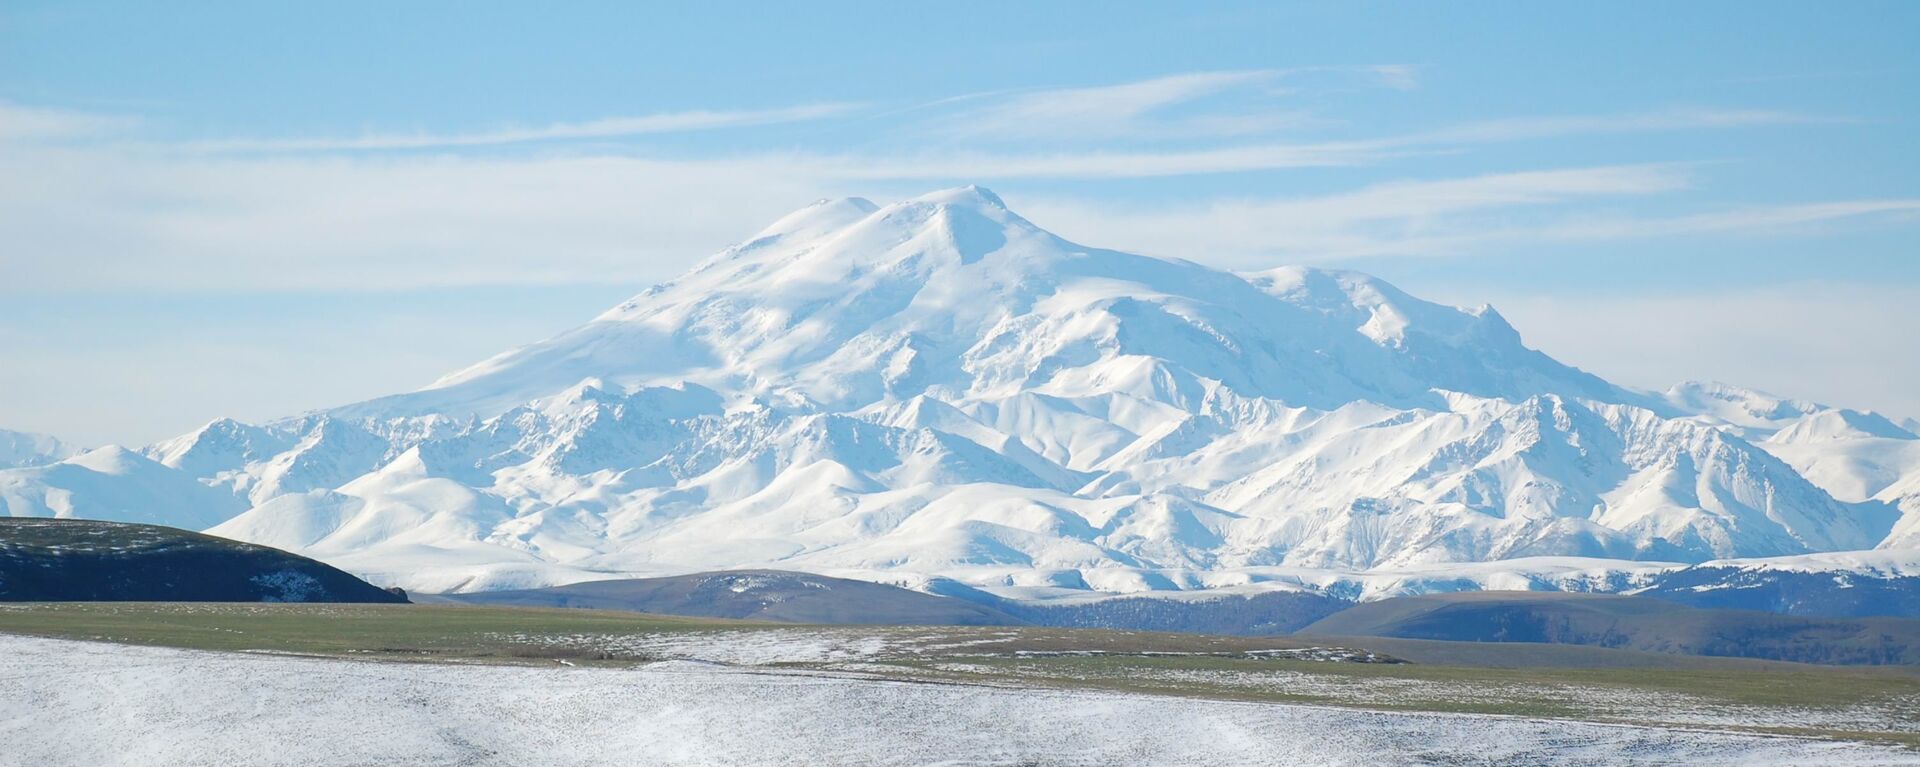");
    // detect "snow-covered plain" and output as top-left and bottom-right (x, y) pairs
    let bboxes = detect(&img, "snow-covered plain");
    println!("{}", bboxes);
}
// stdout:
(939, 661), (1920, 738)
(3, 187), (1919, 600)
(0, 635), (1909, 767)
